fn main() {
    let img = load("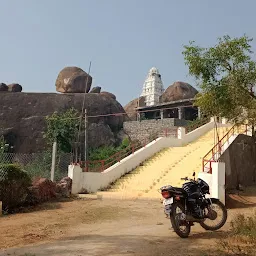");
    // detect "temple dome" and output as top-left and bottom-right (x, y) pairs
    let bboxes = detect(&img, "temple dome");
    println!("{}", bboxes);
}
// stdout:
(149, 67), (160, 75)
(160, 81), (198, 103)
